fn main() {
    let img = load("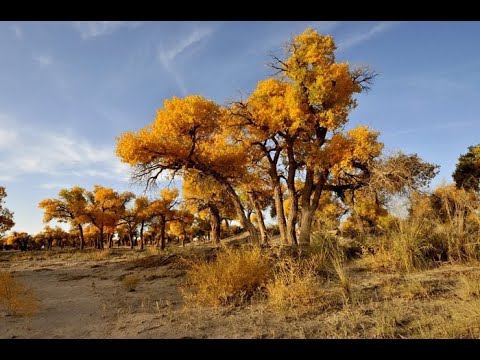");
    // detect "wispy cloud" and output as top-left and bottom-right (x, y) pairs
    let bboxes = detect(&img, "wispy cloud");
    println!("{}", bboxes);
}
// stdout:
(72, 21), (142, 40)
(39, 183), (71, 190)
(338, 22), (400, 51)
(158, 27), (214, 95)
(0, 114), (130, 183)
(33, 54), (52, 67)
(11, 25), (22, 39)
